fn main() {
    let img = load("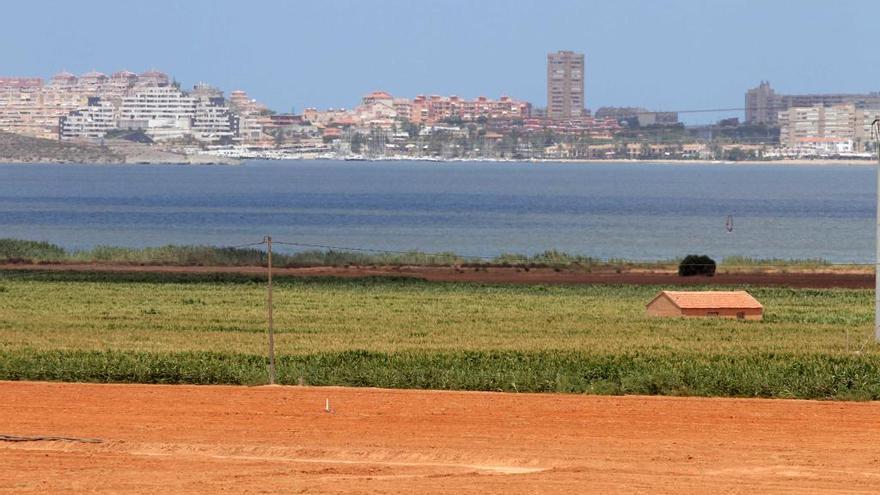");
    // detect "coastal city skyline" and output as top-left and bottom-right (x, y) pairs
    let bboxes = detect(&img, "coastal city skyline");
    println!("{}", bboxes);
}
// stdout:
(3, 60), (880, 163)
(2, 0), (879, 122)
